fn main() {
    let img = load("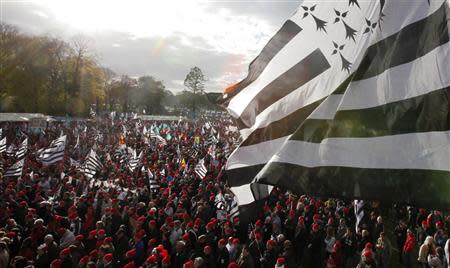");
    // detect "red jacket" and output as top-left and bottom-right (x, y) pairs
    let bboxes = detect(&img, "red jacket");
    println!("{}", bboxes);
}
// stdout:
(403, 233), (415, 253)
